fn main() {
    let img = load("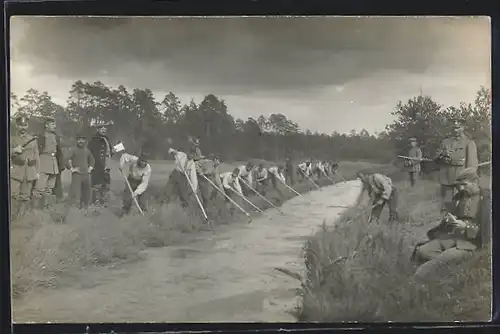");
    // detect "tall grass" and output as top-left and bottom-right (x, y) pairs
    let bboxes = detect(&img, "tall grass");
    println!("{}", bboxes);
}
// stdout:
(298, 179), (492, 322)
(11, 160), (378, 300)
